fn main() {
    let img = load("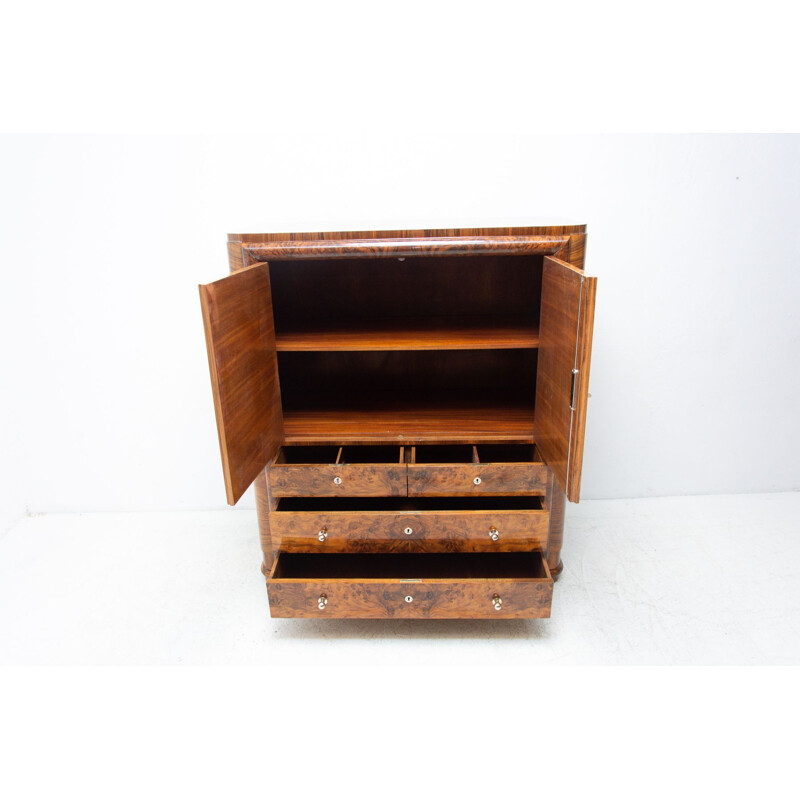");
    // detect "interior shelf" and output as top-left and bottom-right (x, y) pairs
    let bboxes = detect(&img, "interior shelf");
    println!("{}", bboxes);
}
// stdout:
(282, 395), (535, 444)
(275, 315), (539, 351)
